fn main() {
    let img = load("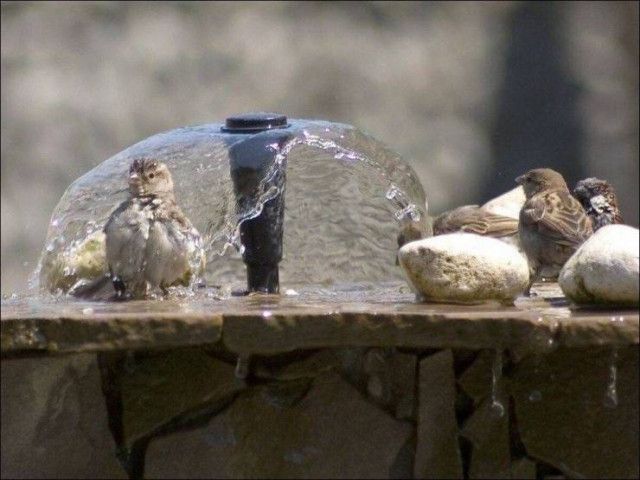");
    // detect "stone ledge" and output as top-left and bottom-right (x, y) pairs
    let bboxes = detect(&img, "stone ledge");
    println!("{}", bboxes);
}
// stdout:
(2, 284), (637, 356)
